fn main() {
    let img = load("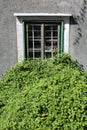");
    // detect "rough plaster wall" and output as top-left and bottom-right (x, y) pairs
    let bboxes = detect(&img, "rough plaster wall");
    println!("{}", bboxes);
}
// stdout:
(70, 0), (87, 70)
(0, 0), (86, 77)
